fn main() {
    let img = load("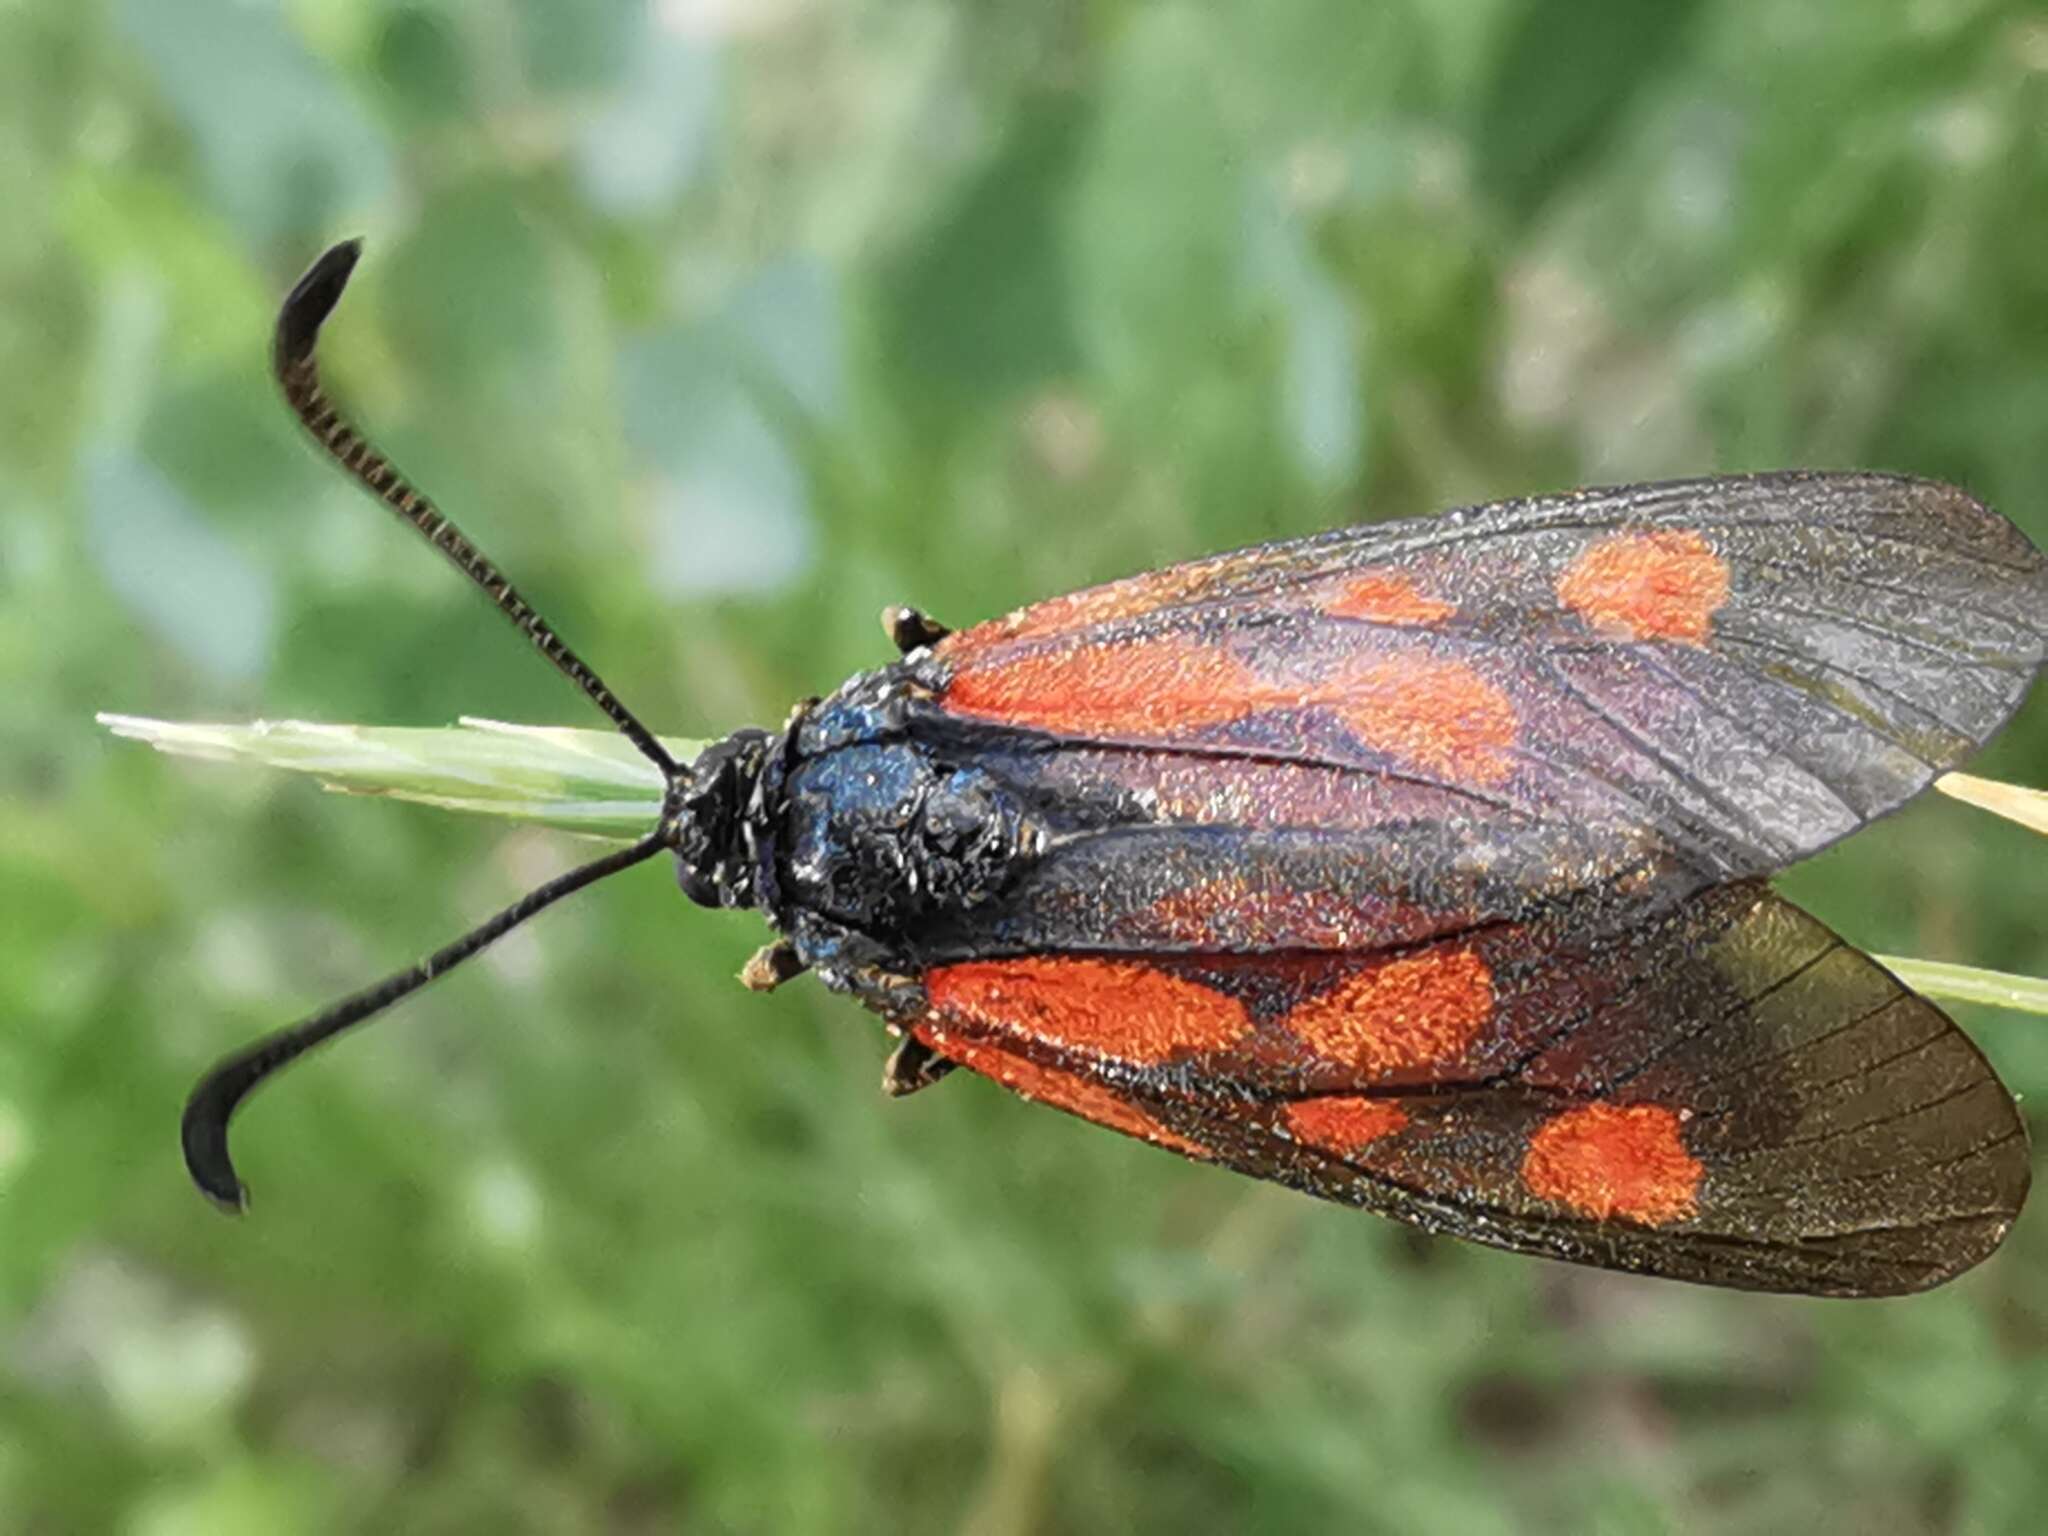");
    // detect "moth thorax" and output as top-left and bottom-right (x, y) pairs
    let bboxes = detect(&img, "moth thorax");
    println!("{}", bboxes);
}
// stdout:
(783, 746), (1040, 932)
